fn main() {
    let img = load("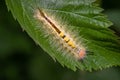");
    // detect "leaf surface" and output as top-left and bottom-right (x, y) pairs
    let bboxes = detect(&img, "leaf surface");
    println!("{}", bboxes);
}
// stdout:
(5, 0), (120, 71)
